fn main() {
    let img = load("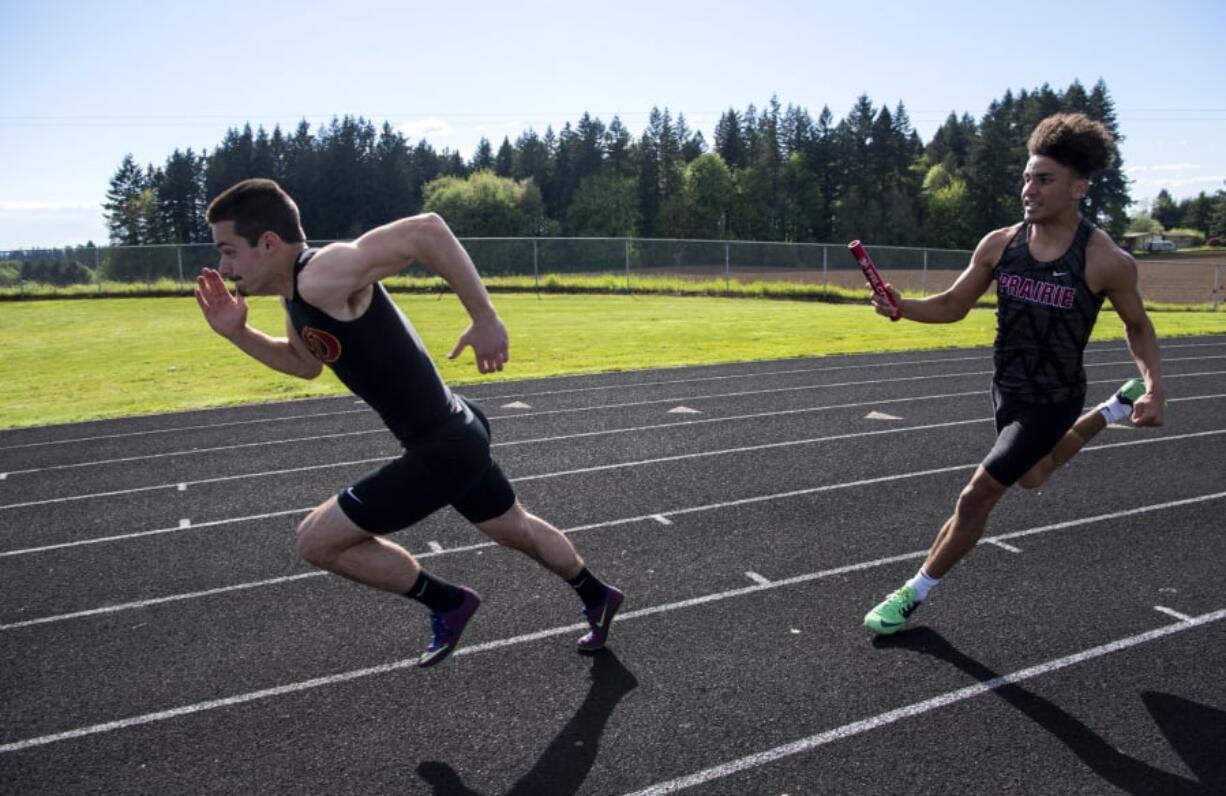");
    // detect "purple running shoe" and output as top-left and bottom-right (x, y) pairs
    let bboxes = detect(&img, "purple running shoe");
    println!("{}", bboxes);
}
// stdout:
(577, 586), (625, 651)
(417, 587), (481, 669)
